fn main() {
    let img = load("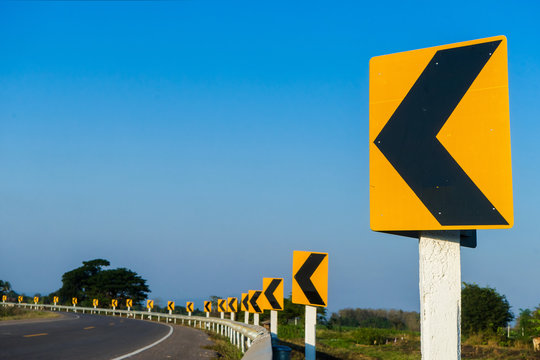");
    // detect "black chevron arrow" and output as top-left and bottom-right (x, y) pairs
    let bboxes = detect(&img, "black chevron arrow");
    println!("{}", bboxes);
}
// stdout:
(228, 298), (237, 312)
(250, 291), (262, 313)
(264, 279), (283, 310)
(374, 40), (508, 226)
(294, 253), (326, 306)
(205, 302), (211, 312)
(218, 300), (226, 312)
(242, 295), (249, 311)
